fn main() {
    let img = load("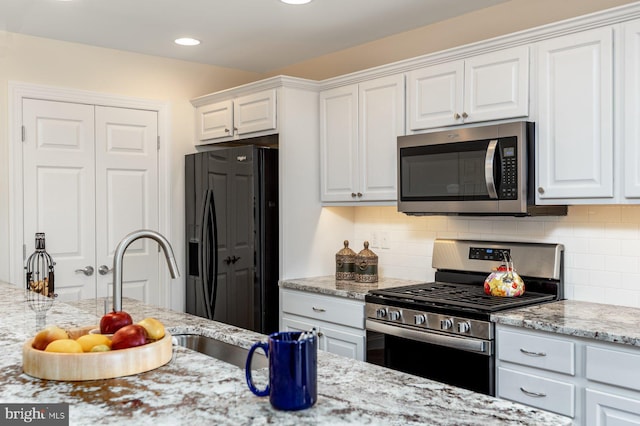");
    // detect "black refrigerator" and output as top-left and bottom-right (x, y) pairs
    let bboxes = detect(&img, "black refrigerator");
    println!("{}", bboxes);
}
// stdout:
(185, 143), (279, 335)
